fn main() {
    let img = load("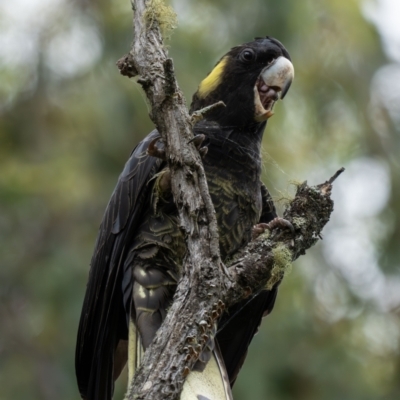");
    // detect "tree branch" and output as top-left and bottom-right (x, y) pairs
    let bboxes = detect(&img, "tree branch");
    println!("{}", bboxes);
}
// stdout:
(118, 2), (343, 399)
